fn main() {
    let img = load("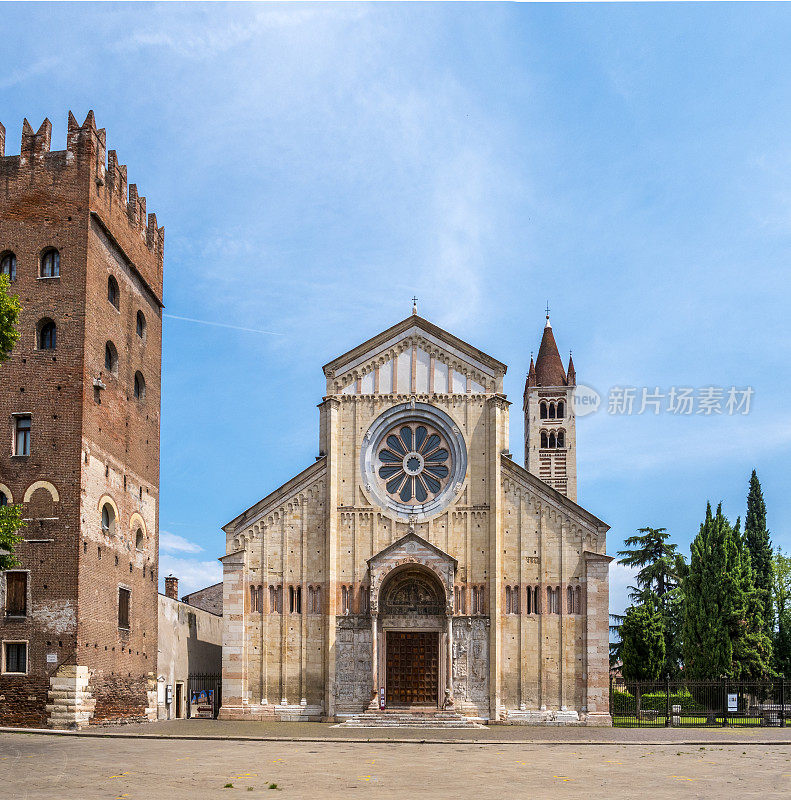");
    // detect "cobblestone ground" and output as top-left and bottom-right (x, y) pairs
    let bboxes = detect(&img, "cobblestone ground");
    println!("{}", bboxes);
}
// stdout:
(2, 730), (791, 800)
